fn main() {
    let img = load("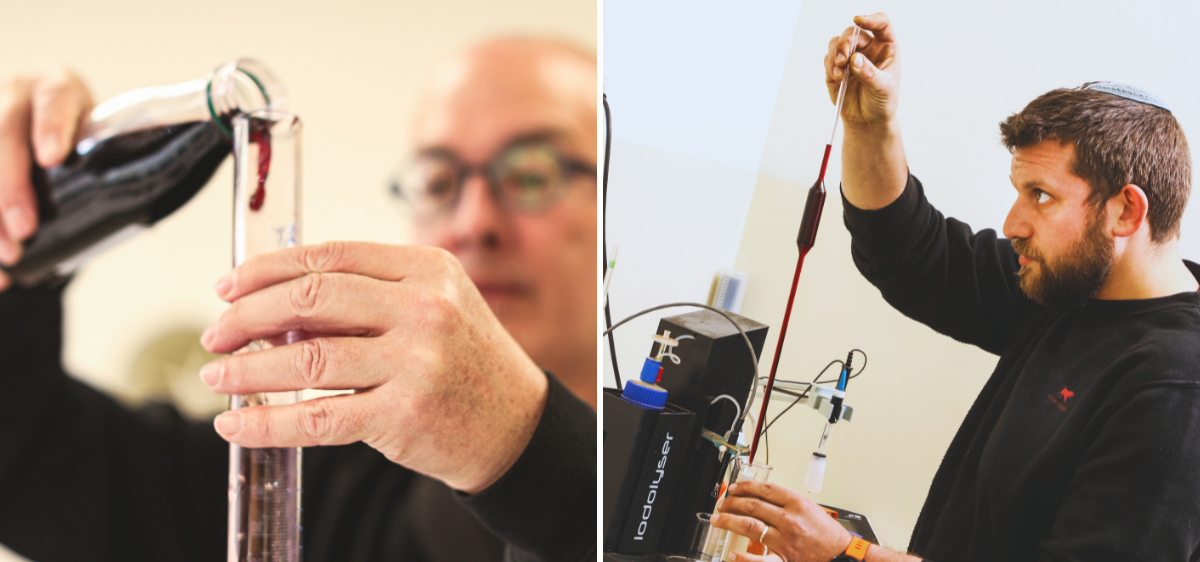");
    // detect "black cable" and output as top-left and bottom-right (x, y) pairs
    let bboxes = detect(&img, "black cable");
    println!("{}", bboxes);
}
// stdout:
(751, 350), (870, 462)
(765, 359), (842, 465)
(761, 360), (841, 435)
(814, 349), (867, 384)
(602, 93), (621, 389)
(602, 94), (611, 274)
